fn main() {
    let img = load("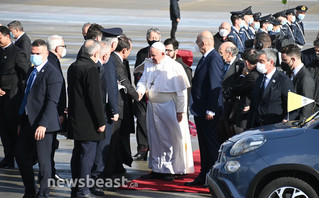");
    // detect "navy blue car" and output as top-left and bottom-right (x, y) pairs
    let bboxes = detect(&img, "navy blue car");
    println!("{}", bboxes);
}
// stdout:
(206, 114), (319, 198)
